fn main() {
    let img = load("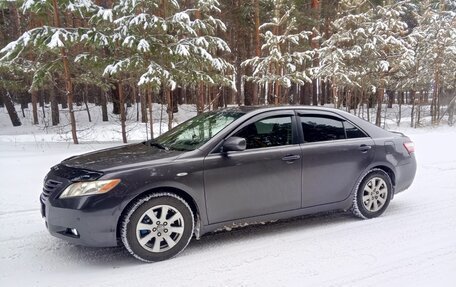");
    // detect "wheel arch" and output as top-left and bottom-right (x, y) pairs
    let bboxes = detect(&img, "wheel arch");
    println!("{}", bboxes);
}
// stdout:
(349, 164), (396, 204)
(116, 186), (202, 242)
(371, 165), (396, 188)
